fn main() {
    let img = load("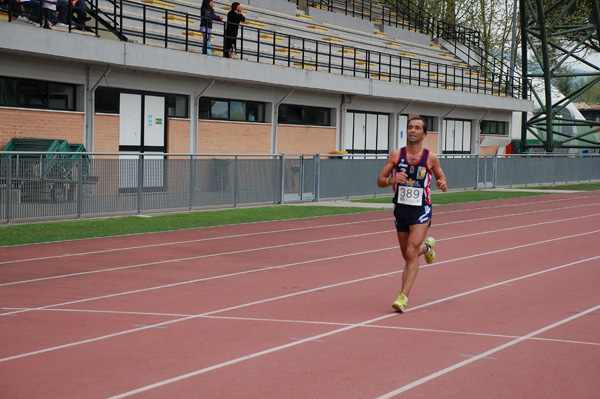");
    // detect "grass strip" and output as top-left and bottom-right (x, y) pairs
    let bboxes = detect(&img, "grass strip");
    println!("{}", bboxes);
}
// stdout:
(0, 206), (374, 247)
(1, 183), (597, 246)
